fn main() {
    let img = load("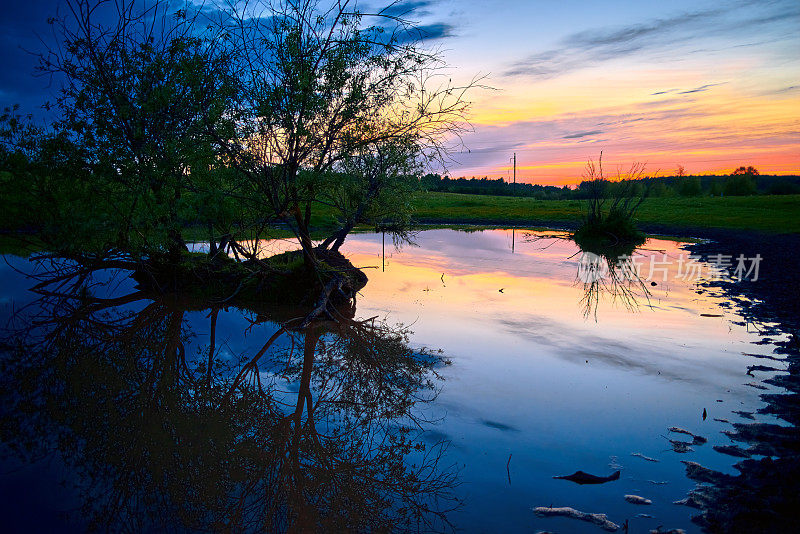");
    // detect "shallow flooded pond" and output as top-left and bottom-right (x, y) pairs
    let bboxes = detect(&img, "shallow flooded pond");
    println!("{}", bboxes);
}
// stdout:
(339, 229), (789, 533)
(0, 229), (792, 532)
